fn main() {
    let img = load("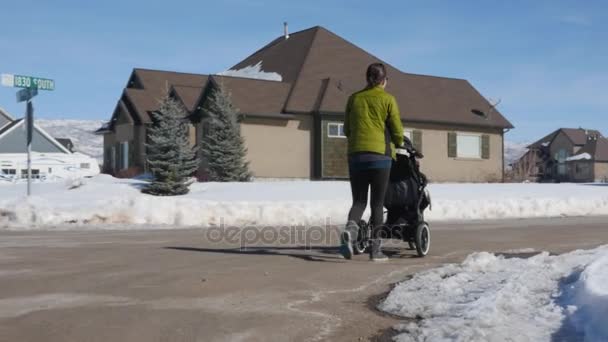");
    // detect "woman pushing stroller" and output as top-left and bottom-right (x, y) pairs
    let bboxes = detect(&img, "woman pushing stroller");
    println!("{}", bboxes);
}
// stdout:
(340, 63), (404, 262)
